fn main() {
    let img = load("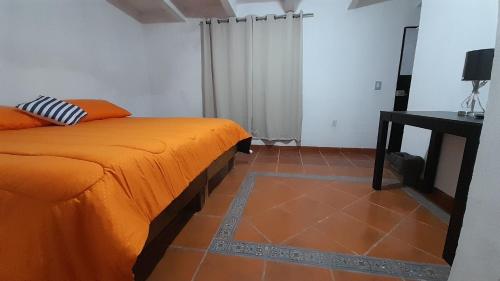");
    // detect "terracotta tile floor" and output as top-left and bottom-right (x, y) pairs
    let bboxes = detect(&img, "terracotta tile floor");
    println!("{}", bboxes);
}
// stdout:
(148, 146), (449, 281)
